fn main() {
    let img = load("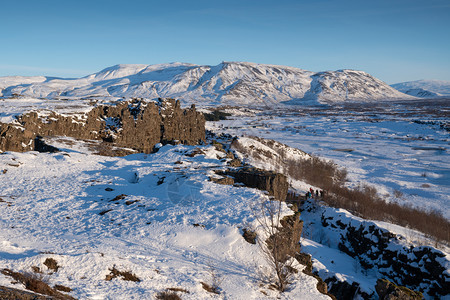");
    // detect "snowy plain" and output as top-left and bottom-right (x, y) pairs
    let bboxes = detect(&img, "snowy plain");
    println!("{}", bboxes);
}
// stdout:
(208, 99), (450, 219)
(0, 95), (449, 299)
(0, 137), (329, 299)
